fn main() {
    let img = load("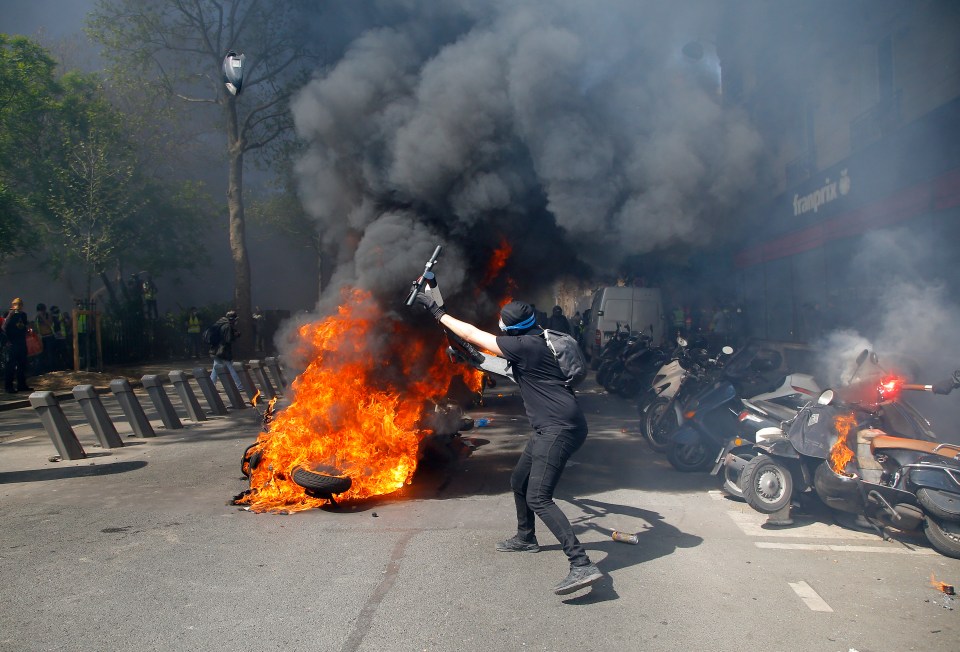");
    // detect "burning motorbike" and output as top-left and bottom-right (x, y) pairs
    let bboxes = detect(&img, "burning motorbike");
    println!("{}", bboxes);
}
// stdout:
(740, 354), (960, 559)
